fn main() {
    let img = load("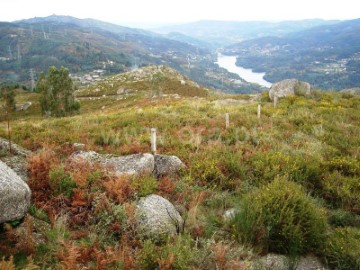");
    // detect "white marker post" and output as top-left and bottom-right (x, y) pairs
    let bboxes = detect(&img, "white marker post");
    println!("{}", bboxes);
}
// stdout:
(151, 128), (157, 154)
(257, 104), (261, 119)
(225, 113), (230, 129)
